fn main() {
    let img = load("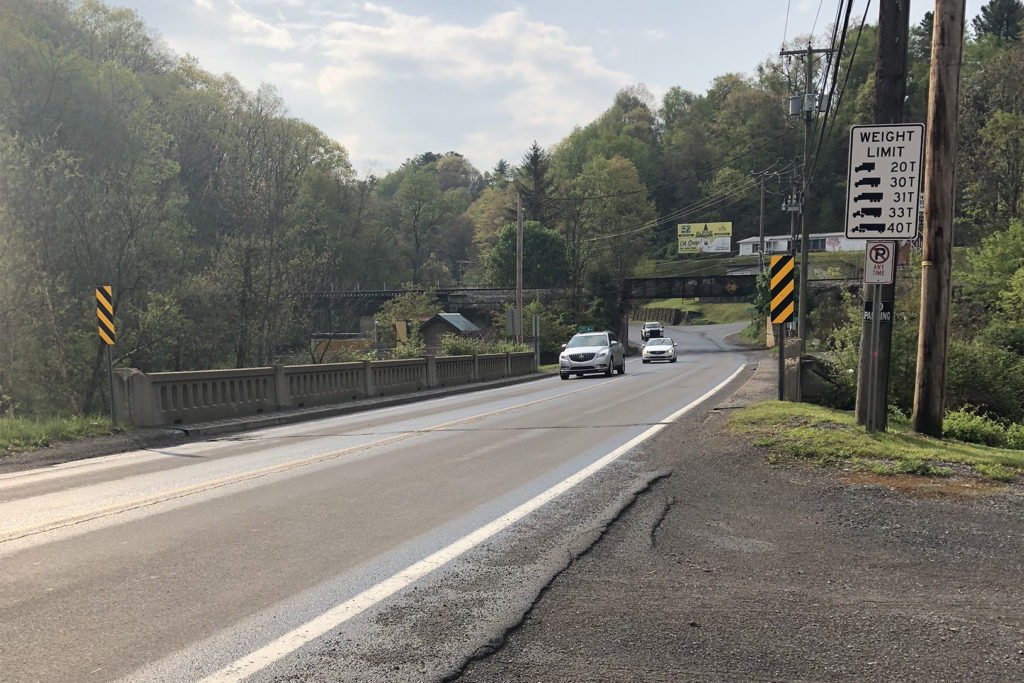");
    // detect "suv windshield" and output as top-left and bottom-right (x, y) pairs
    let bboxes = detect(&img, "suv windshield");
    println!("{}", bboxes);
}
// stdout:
(566, 333), (608, 348)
